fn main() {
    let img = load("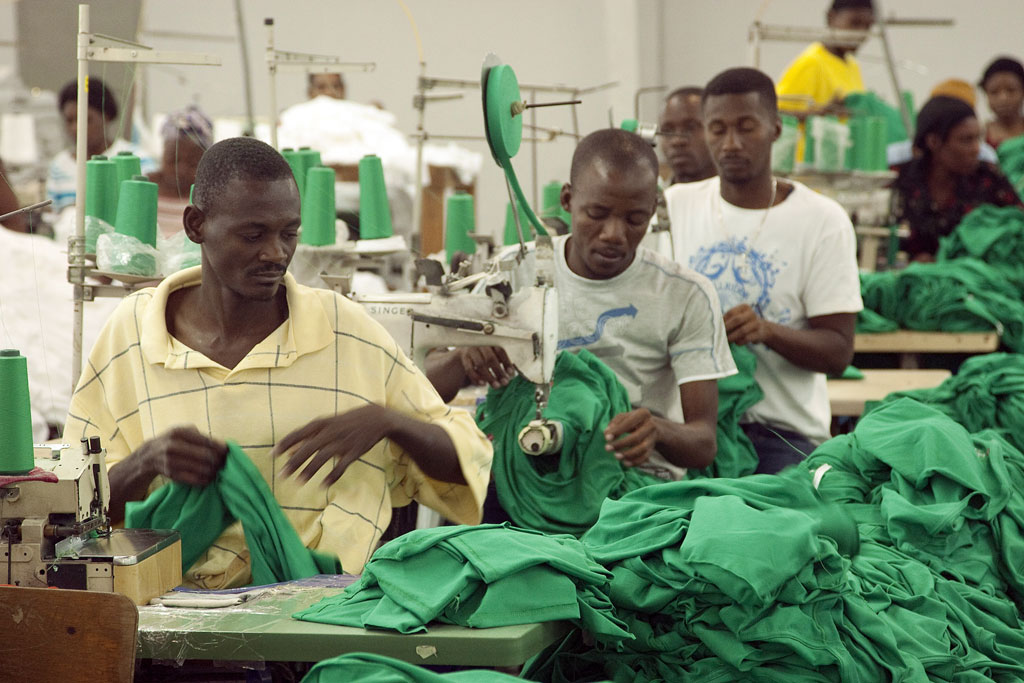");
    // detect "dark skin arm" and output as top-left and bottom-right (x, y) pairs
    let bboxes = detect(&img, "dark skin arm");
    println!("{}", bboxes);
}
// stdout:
(425, 347), (515, 403)
(273, 404), (467, 487)
(106, 426), (228, 524)
(605, 379), (718, 470)
(724, 305), (855, 376)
